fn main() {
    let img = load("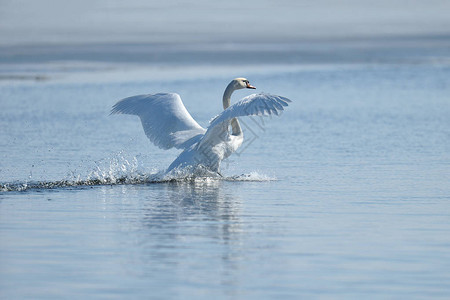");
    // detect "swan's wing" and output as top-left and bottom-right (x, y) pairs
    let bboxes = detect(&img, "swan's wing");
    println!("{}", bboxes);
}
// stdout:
(209, 93), (291, 129)
(111, 93), (206, 150)
(199, 93), (291, 146)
